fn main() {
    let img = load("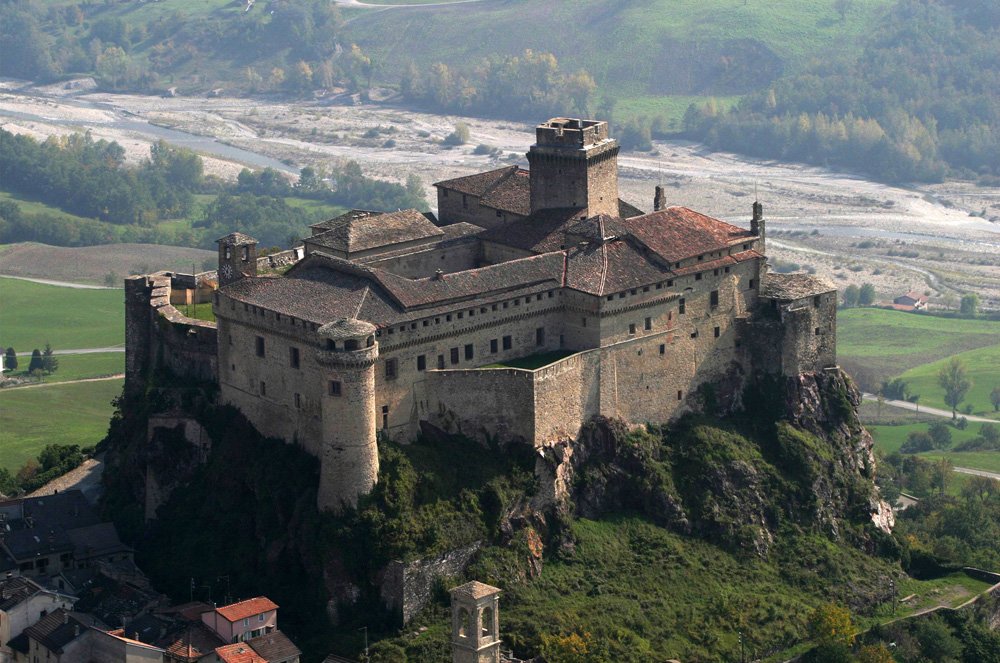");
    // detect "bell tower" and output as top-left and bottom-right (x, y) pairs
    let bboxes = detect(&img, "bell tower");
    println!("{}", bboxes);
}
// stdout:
(217, 232), (258, 286)
(527, 118), (619, 217)
(451, 581), (502, 663)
